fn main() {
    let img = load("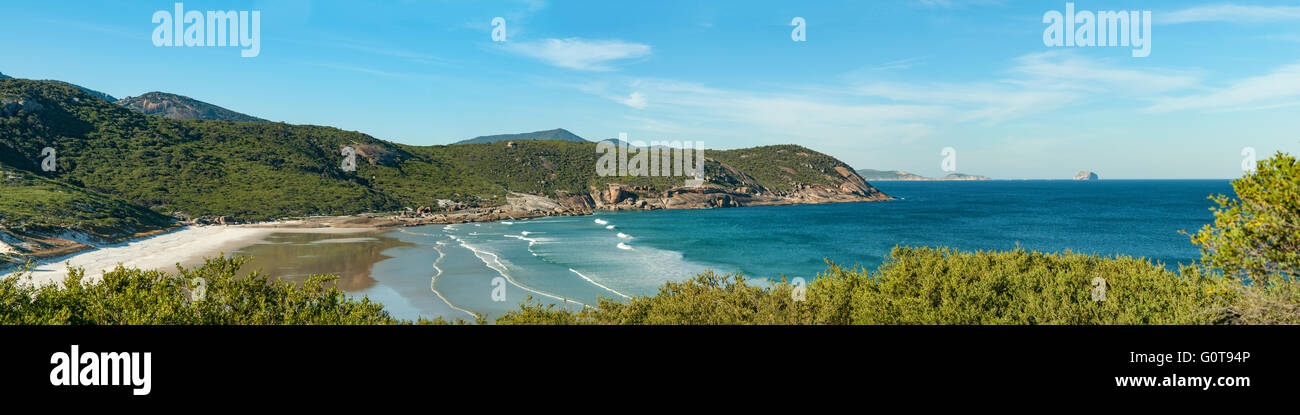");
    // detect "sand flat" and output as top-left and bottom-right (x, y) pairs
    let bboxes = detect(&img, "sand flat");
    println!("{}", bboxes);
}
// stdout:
(8, 225), (376, 286)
